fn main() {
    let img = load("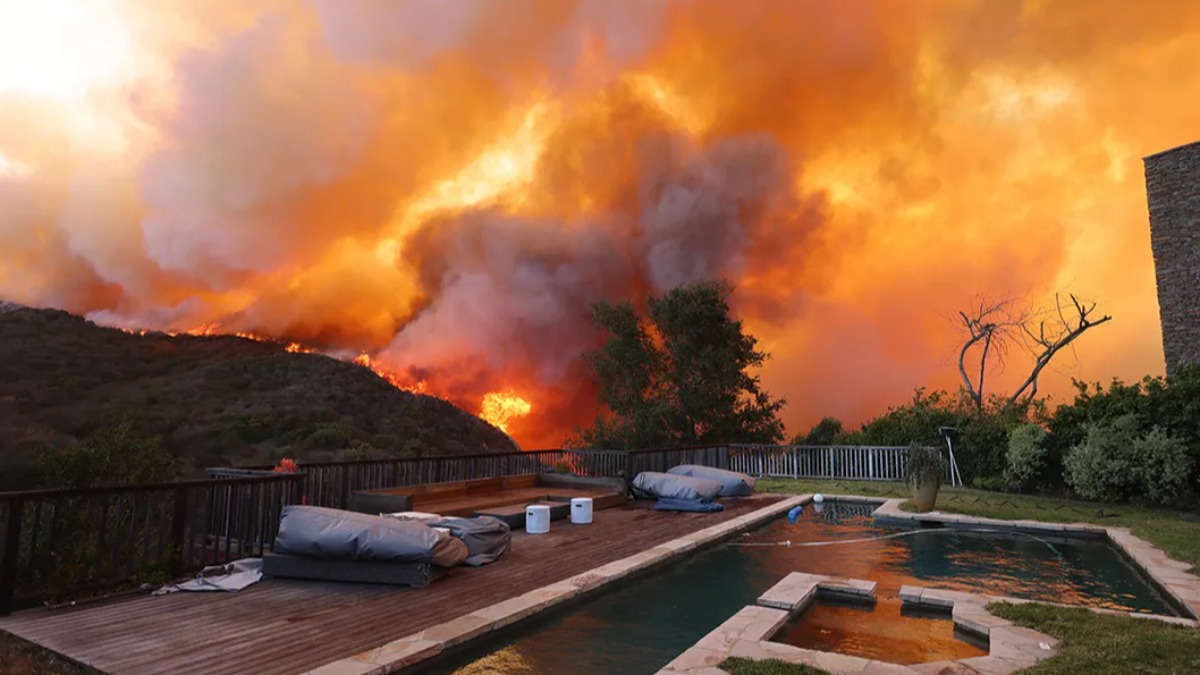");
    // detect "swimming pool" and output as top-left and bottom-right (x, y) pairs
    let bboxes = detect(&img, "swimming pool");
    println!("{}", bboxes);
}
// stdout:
(418, 500), (1175, 674)
(771, 599), (989, 665)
